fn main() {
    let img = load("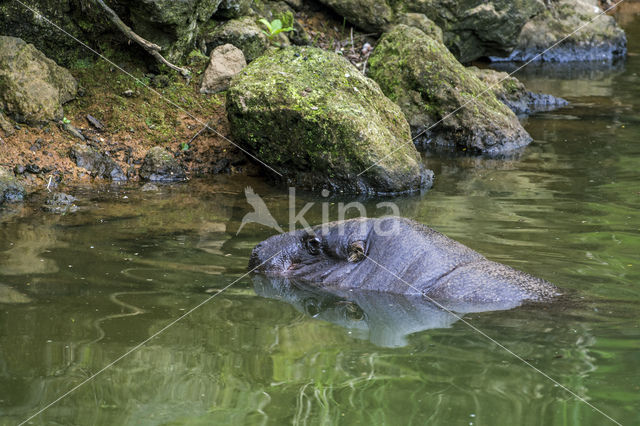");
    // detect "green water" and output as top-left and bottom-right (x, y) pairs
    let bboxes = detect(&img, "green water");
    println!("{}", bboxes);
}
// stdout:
(2, 23), (640, 426)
